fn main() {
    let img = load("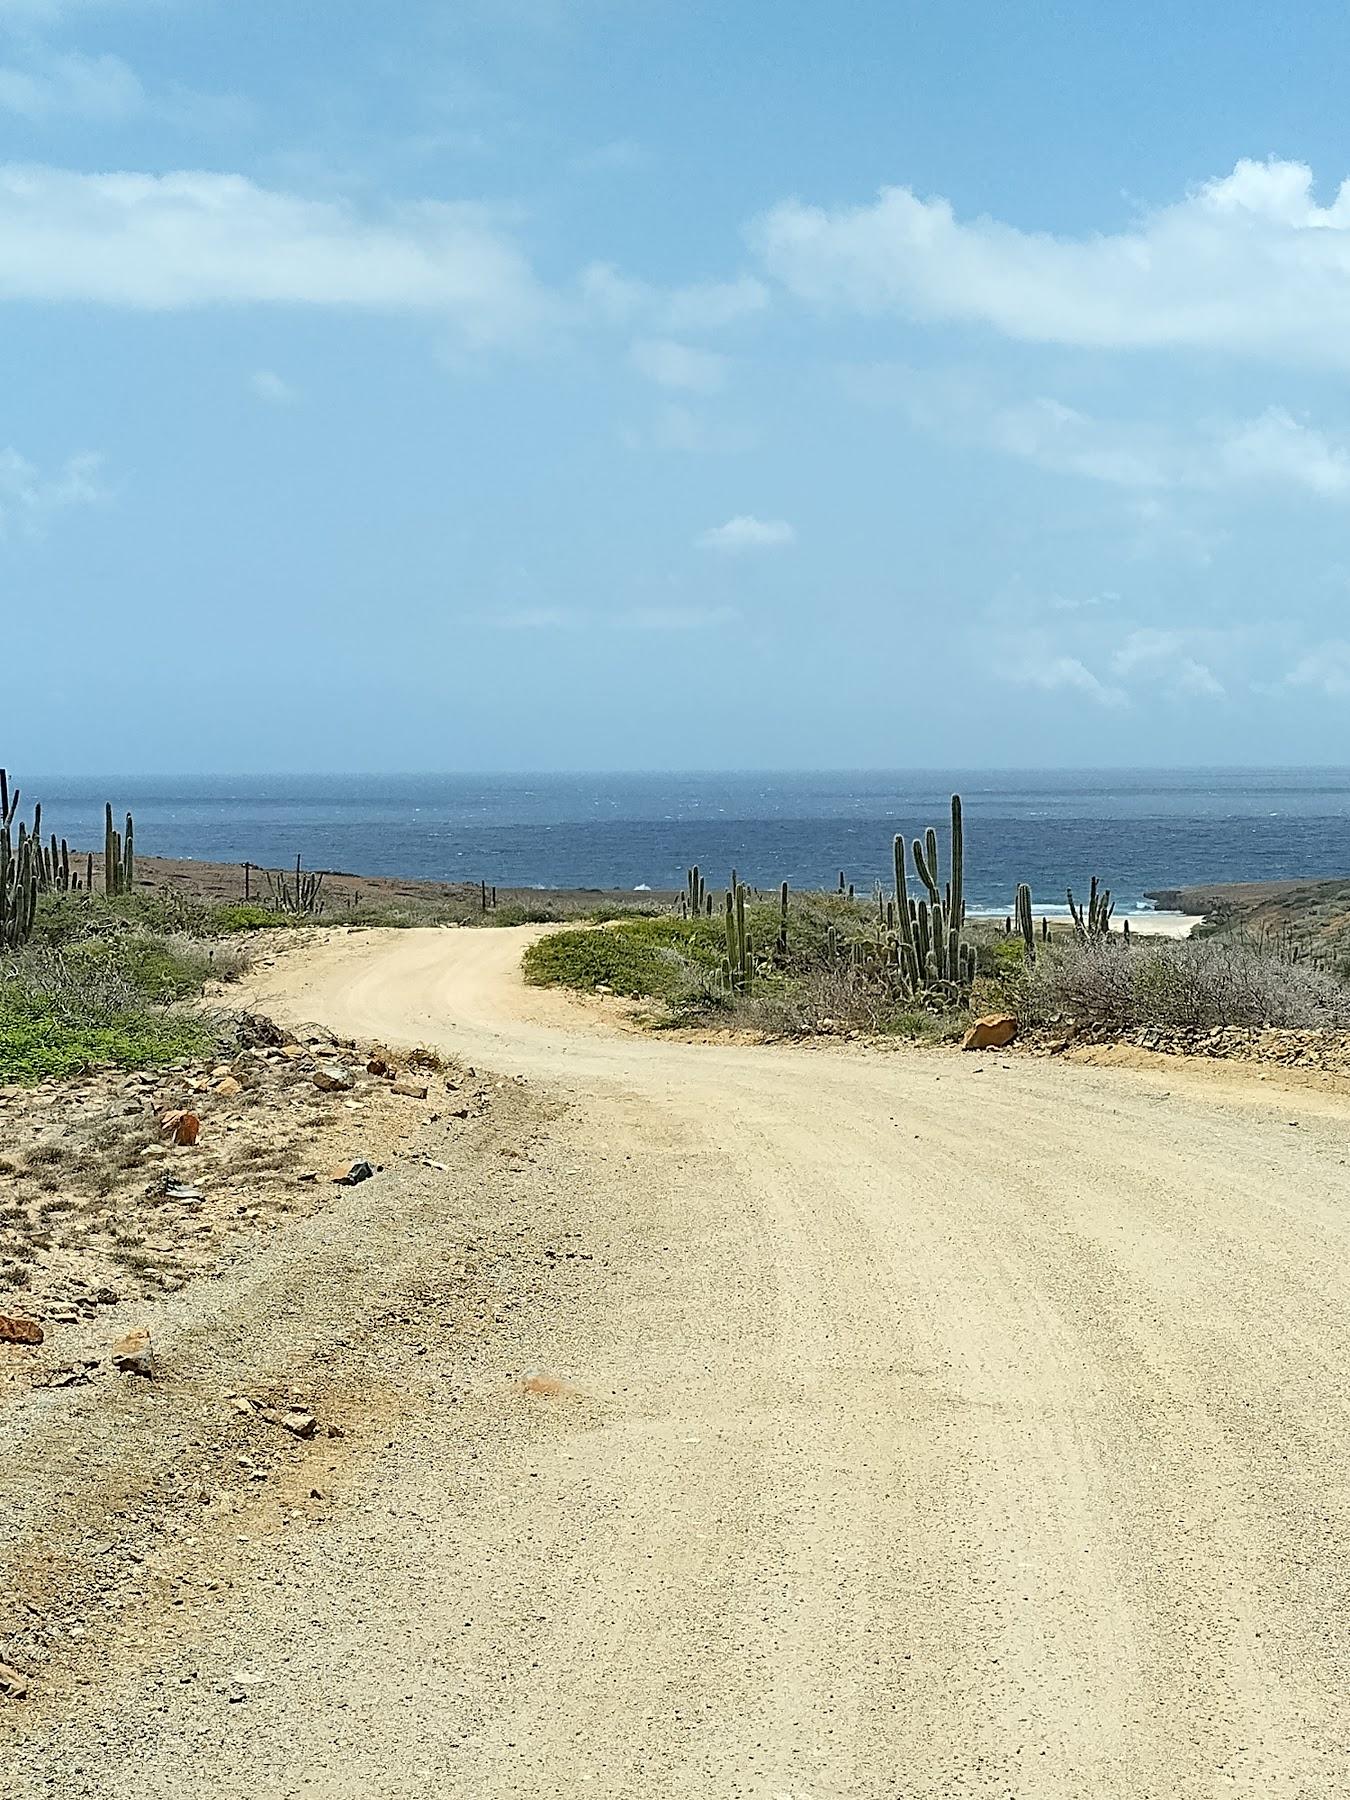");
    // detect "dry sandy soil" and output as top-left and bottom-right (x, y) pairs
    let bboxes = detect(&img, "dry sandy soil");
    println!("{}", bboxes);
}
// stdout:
(7, 925), (1350, 1797)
